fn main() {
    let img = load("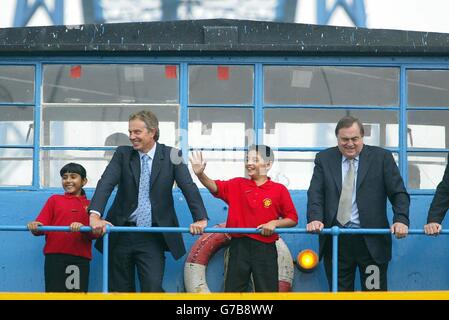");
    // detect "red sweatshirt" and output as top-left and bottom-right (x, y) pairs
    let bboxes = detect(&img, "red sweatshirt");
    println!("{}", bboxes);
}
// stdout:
(35, 193), (96, 260)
